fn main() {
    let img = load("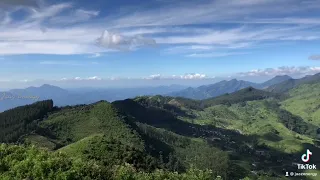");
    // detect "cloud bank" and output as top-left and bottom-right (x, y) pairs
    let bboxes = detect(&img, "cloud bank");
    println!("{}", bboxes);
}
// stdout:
(145, 73), (208, 80)
(238, 66), (320, 77)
